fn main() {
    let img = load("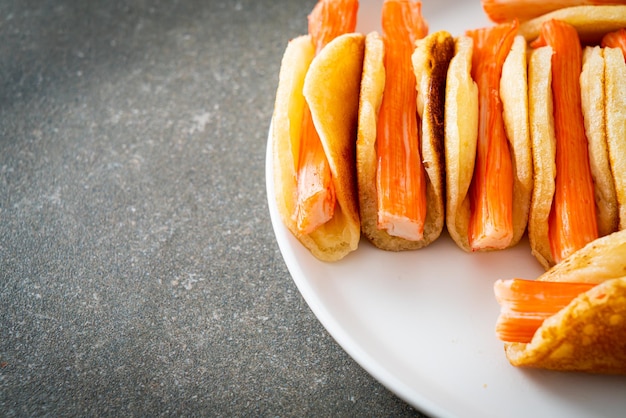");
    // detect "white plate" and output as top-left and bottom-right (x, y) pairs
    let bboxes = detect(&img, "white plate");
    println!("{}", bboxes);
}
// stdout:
(266, 1), (626, 417)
